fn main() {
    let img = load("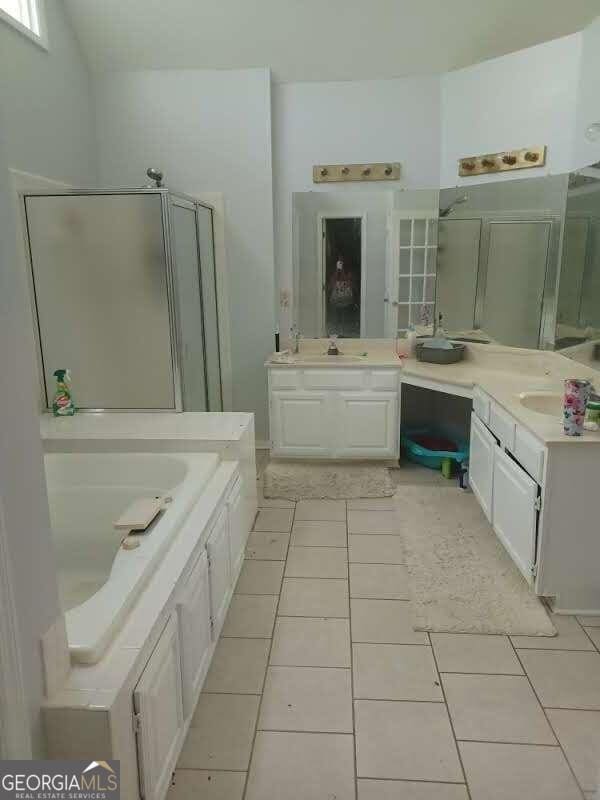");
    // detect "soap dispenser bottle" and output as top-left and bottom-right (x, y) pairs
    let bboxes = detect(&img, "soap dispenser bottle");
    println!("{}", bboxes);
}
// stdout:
(52, 369), (75, 416)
